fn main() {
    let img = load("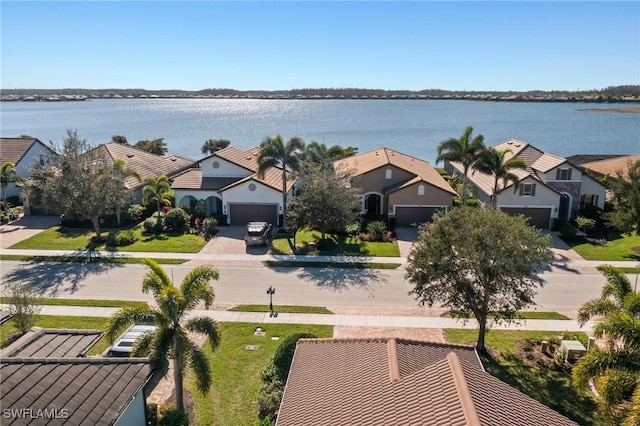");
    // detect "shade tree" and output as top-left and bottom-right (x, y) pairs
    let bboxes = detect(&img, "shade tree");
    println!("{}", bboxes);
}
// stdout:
(405, 206), (553, 352)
